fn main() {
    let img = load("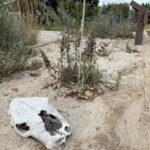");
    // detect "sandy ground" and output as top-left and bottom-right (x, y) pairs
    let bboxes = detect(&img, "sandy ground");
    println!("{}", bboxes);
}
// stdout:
(0, 31), (150, 150)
